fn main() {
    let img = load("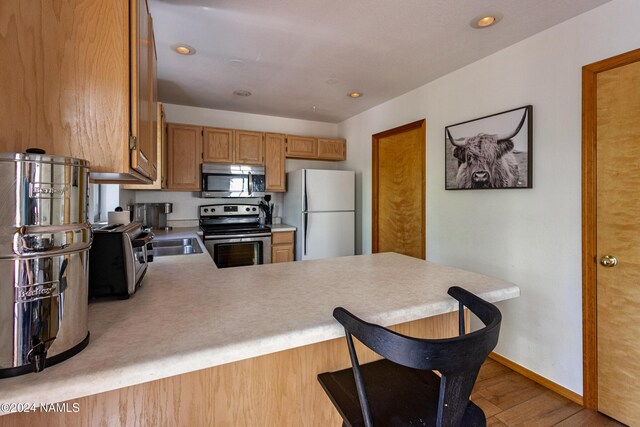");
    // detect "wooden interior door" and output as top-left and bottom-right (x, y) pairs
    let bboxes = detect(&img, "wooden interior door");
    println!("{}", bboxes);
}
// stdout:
(372, 120), (425, 259)
(594, 59), (640, 425)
